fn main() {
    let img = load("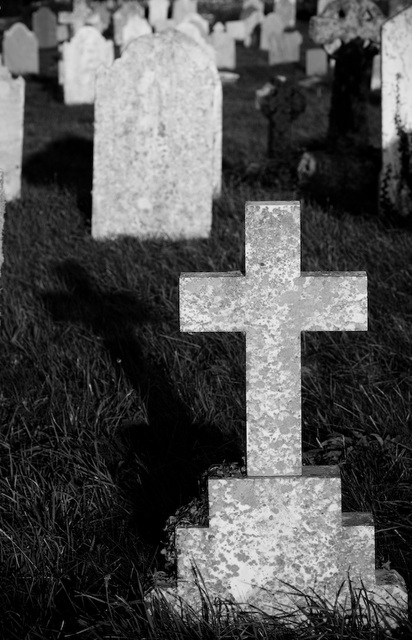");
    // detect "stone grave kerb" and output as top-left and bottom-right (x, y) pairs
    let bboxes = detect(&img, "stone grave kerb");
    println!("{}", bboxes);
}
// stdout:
(180, 202), (367, 477)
